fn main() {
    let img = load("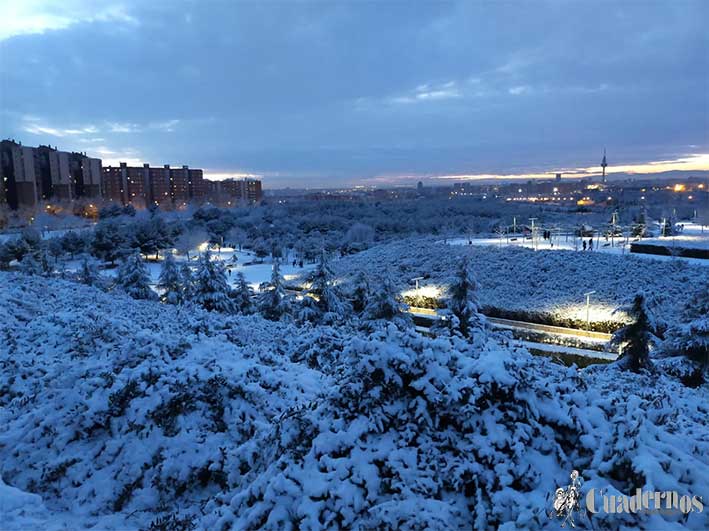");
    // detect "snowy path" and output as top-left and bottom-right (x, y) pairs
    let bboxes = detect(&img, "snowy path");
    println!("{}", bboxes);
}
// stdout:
(514, 340), (618, 361)
(409, 307), (616, 360)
